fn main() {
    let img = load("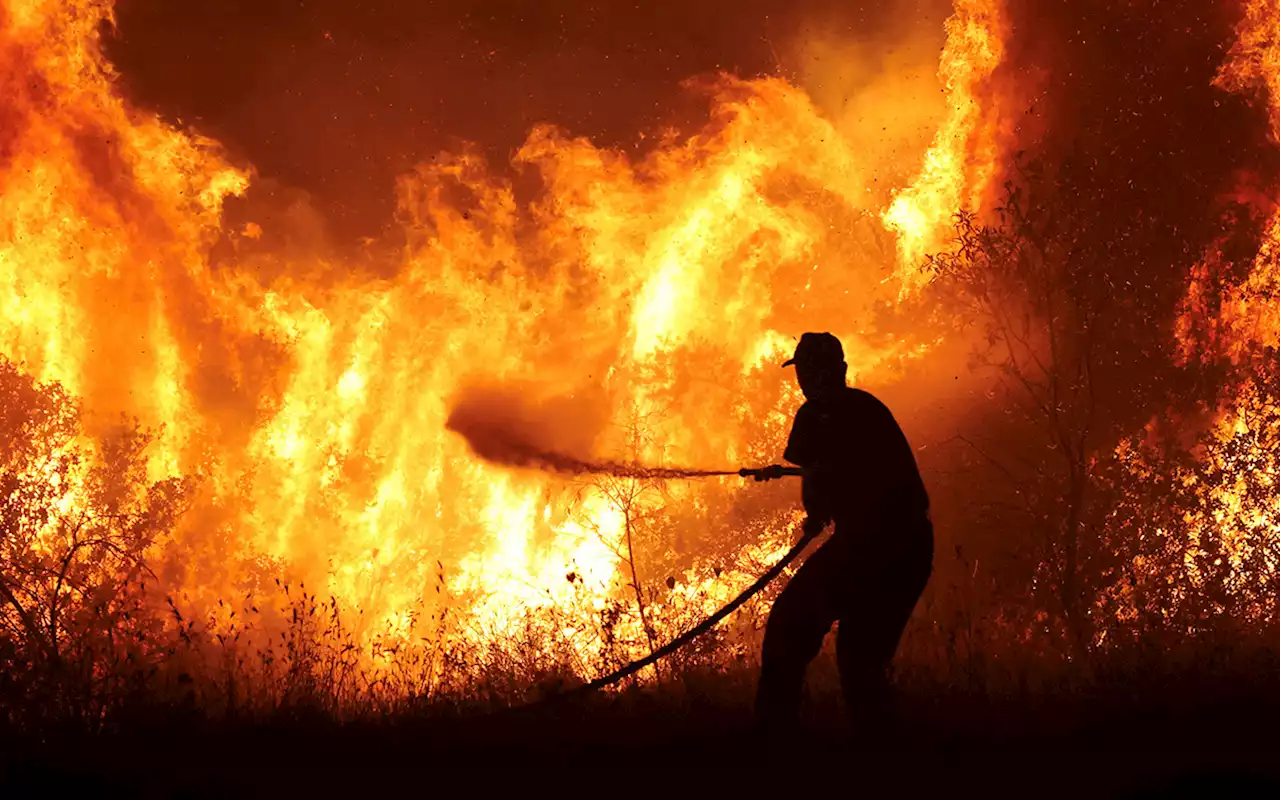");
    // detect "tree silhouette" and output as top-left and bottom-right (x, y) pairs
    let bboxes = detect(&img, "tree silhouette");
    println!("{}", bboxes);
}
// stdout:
(0, 359), (192, 673)
(570, 403), (672, 683)
(928, 162), (1108, 655)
